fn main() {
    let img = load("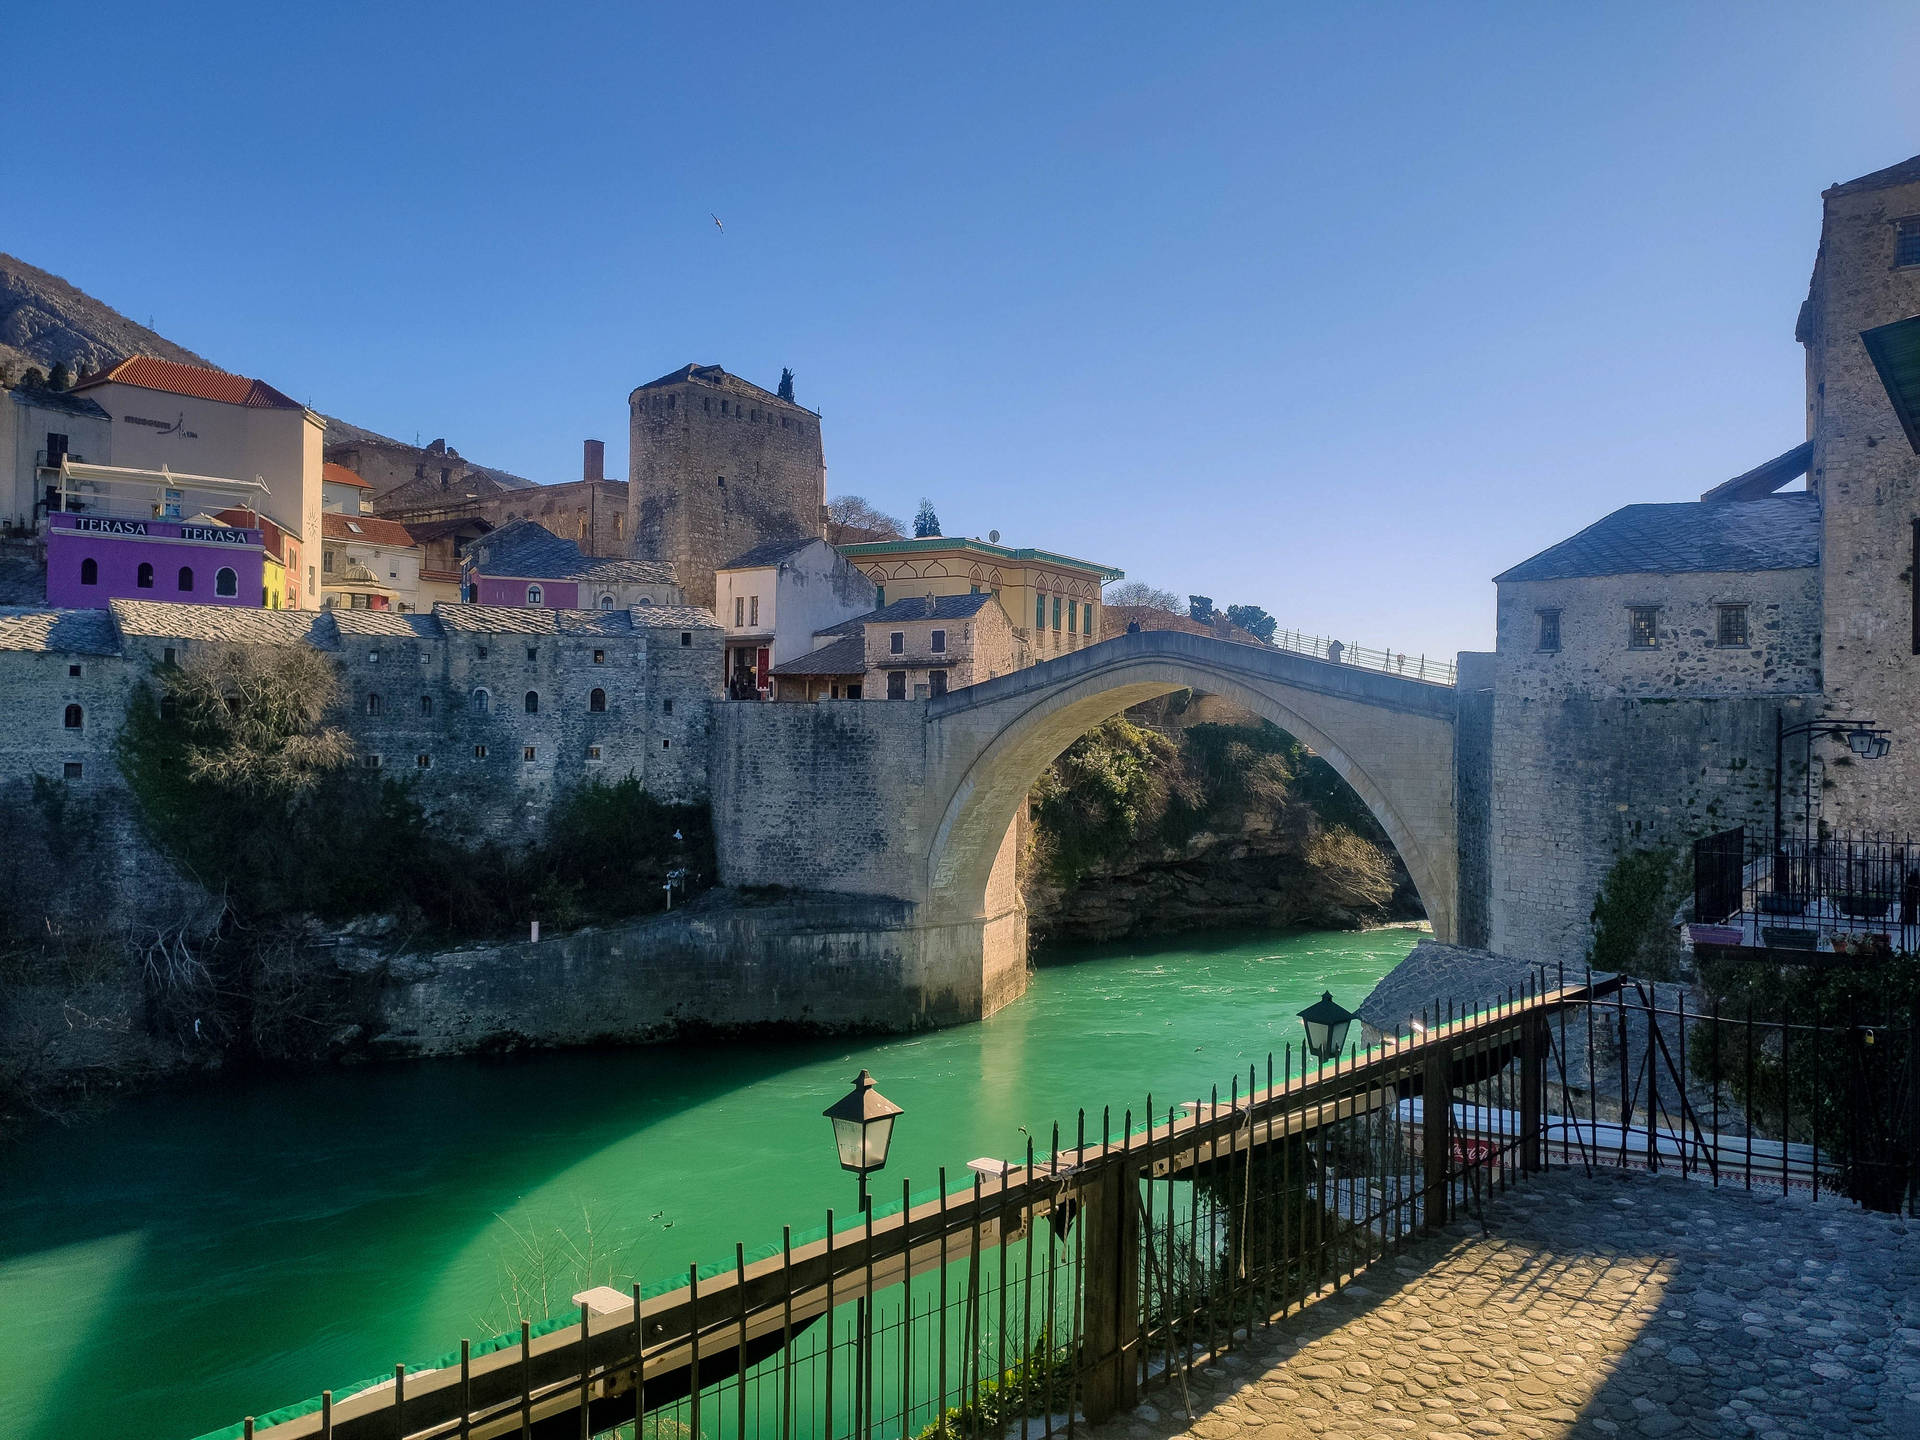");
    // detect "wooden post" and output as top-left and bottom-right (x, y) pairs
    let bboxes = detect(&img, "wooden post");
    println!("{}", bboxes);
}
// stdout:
(1081, 1153), (1140, 1423)
(1520, 1017), (1545, 1174)
(1422, 1045), (1452, 1231)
